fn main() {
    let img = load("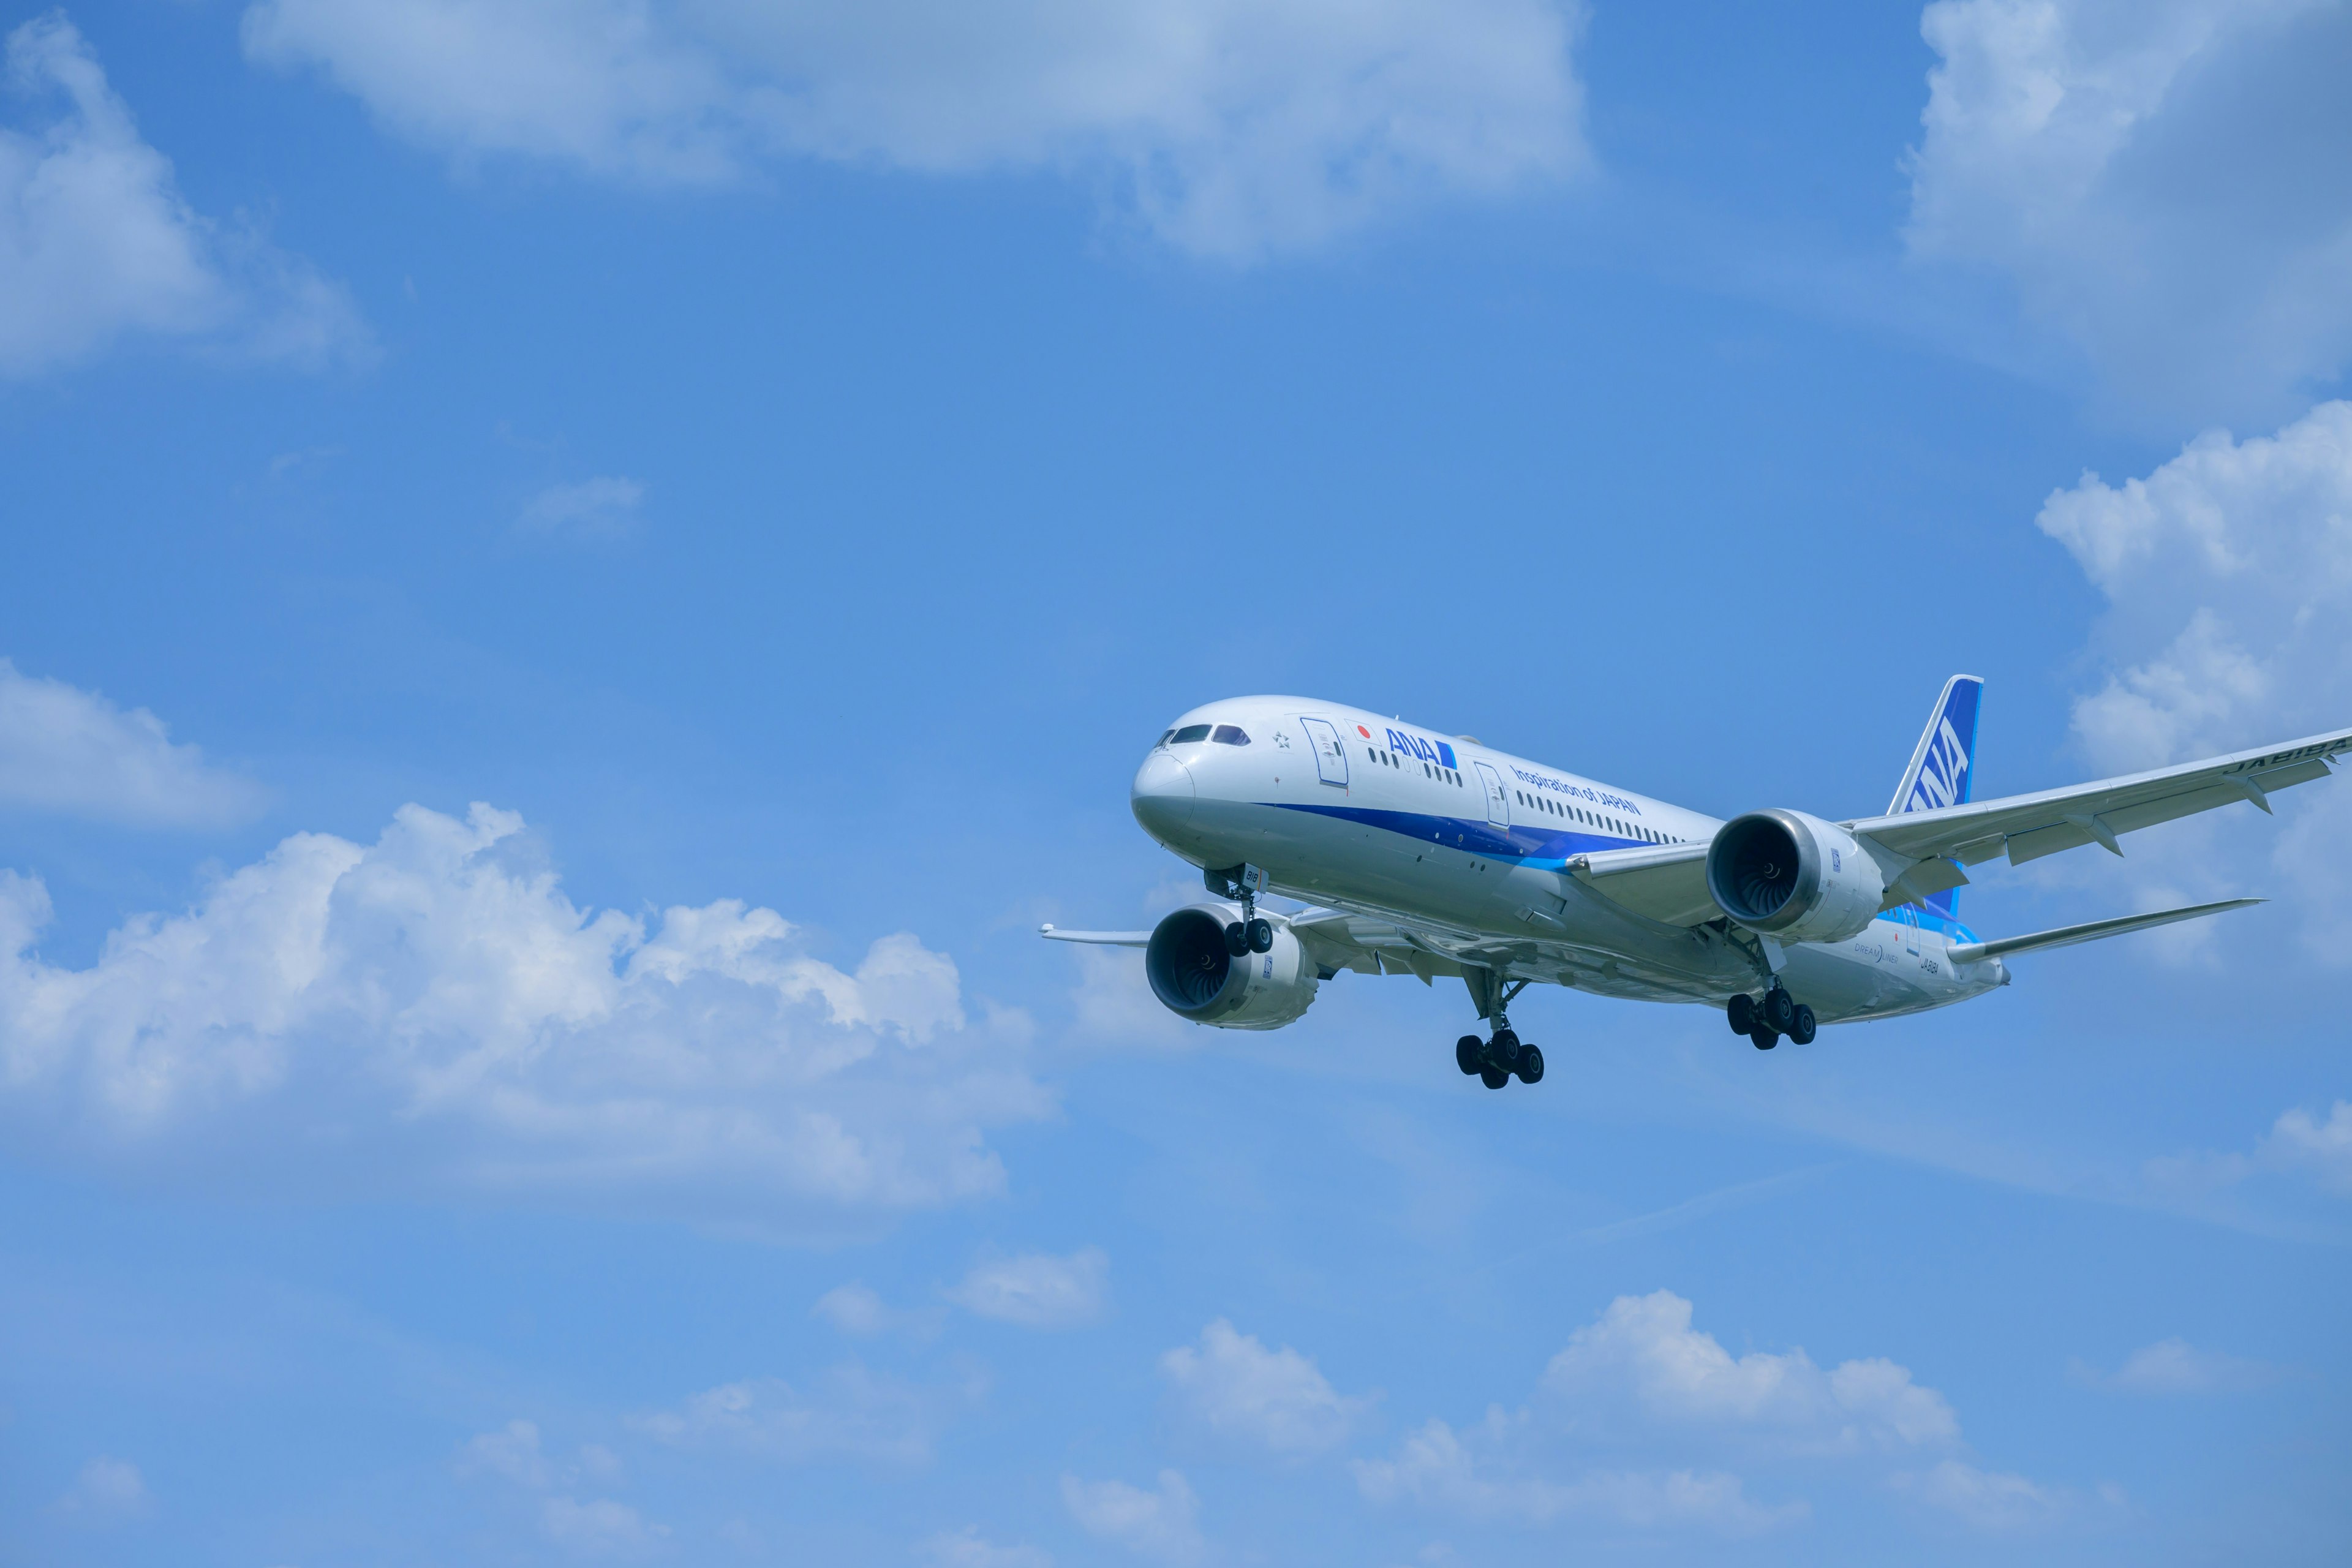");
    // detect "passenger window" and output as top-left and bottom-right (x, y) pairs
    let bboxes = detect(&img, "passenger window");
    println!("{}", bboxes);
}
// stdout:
(1172, 724), (1211, 744)
(1211, 725), (1250, 746)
